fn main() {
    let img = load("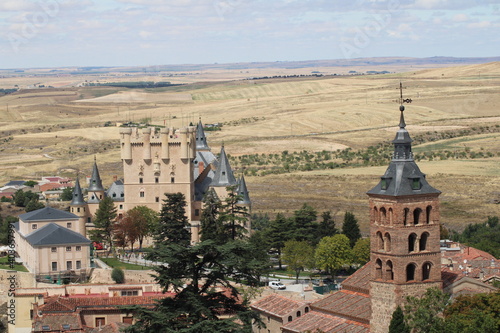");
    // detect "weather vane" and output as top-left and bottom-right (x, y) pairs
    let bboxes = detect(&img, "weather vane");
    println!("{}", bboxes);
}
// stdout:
(398, 82), (412, 106)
